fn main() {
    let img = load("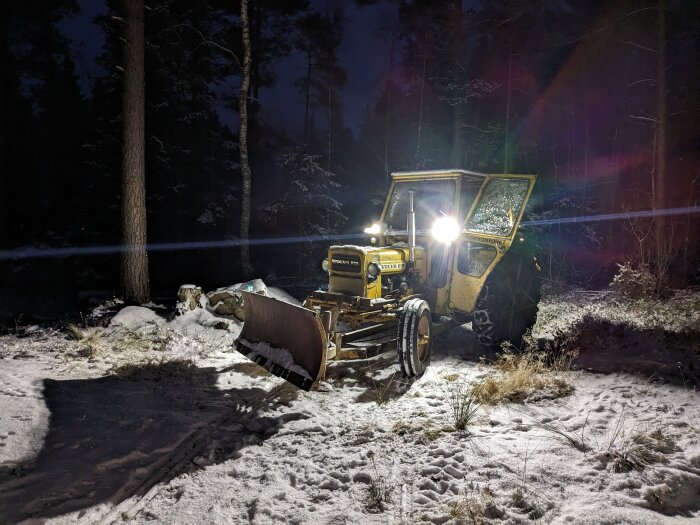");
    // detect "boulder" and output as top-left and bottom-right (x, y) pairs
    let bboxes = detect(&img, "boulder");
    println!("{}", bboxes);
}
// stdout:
(206, 279), (269, 320)
(207, 288), (246, 319)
